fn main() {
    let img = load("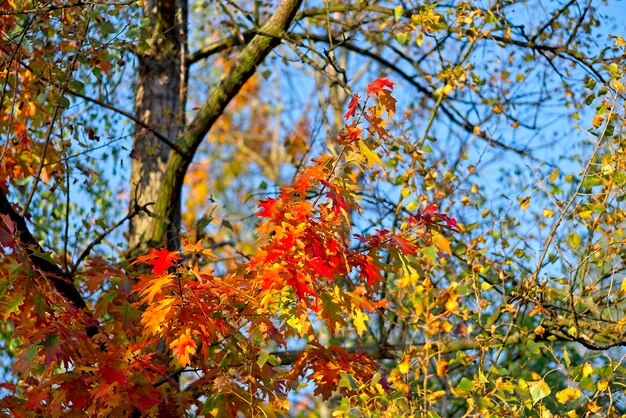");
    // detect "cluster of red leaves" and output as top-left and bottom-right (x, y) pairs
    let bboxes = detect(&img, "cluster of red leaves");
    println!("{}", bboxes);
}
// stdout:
(409, 202), (461, 232)
(285, 342), (387, 400)
(0, 79), (459, 416)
